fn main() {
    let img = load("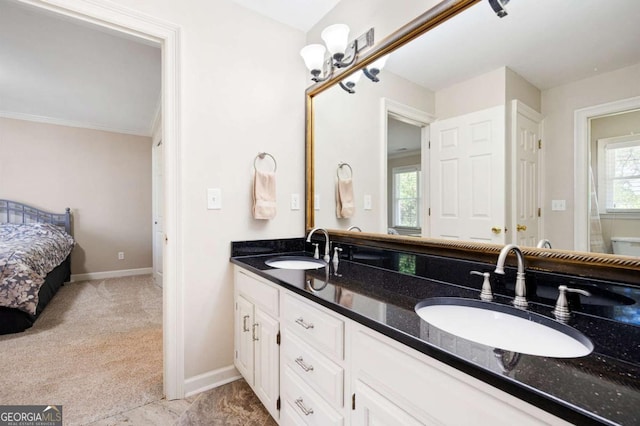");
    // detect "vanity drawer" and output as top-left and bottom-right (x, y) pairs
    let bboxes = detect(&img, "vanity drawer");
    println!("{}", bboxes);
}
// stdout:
(281, 365), (344, 426)
(236, 269), (279, 316)
(282, 328), (344, 407)
(283, 293), (344, 360)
